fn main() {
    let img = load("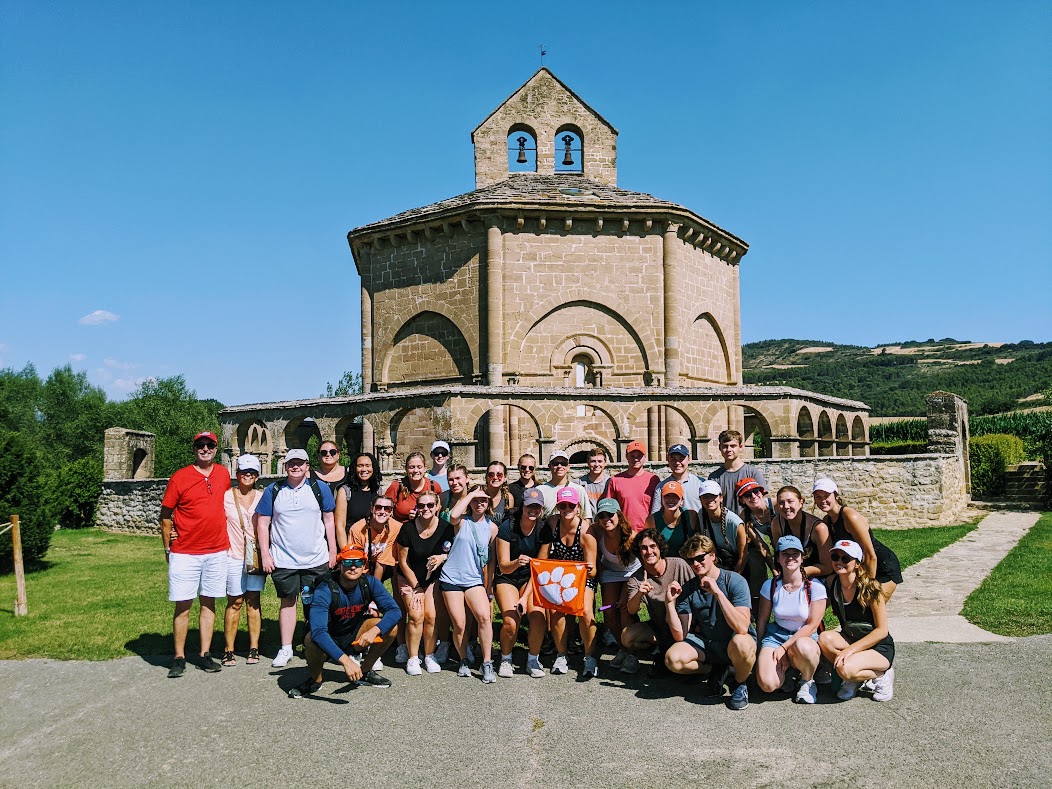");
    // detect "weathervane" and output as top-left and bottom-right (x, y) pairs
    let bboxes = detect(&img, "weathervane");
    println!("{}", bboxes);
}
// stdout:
(540, 44), (546, 67)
